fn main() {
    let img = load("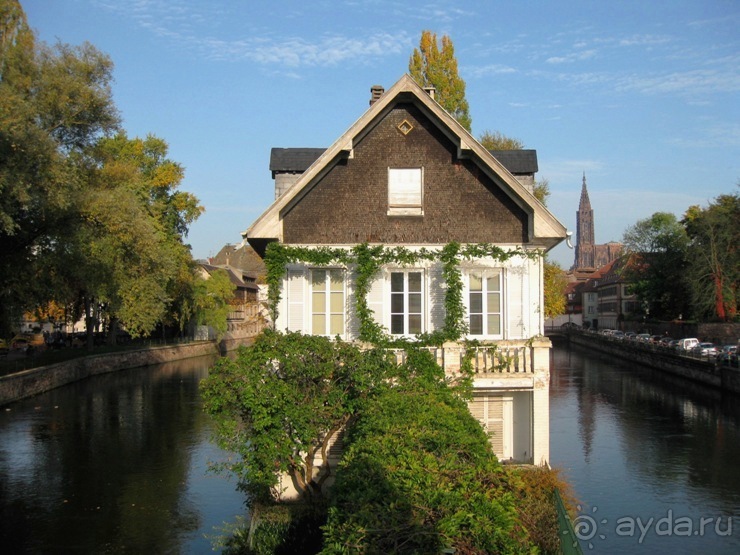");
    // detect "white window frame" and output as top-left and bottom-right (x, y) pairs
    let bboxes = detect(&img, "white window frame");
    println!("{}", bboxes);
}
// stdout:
(388, 167), (423, 216)
(389, 269), (424, 336)
(466, 269), (503, 339)
(310, 268), (345, 337)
